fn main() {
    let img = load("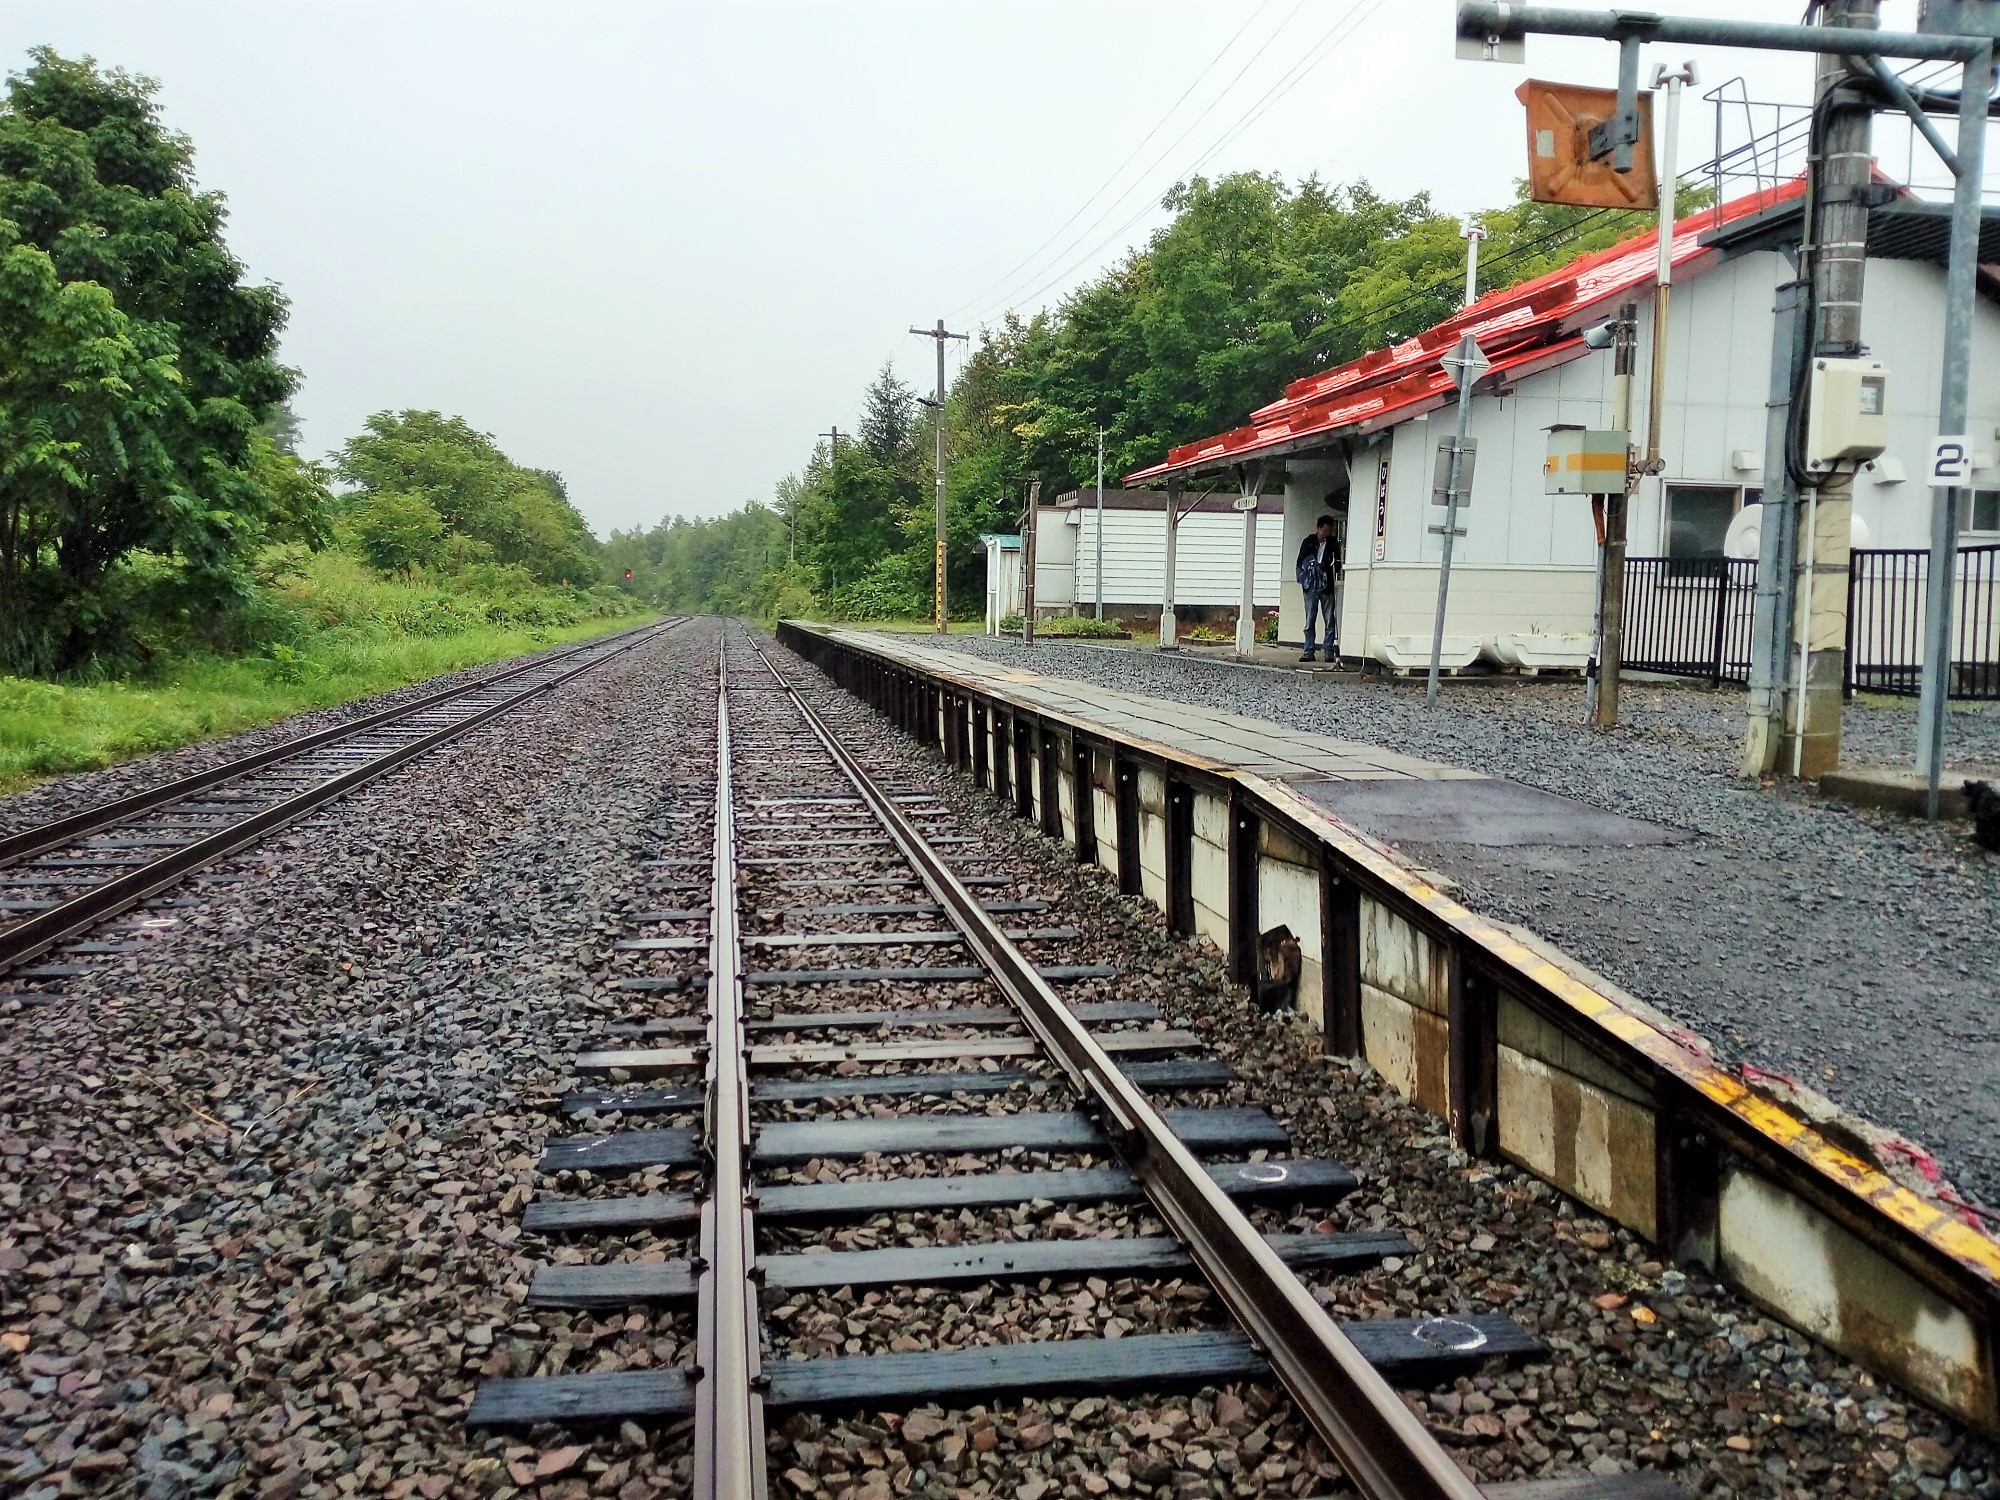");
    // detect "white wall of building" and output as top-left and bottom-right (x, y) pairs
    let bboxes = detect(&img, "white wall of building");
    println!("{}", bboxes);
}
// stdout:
(1067, 509), (1283, 610)
(1330, 247), (2000, 659)
(982, 541), (1023, 633)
